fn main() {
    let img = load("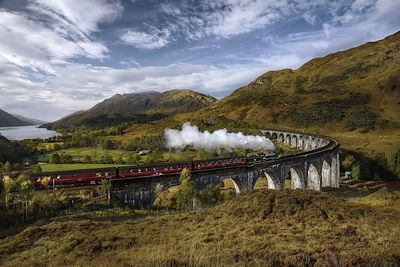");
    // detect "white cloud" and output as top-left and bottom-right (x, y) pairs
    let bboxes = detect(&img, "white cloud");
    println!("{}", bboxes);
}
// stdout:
(120, 29), (171, 49)
(160, 0), (331, 41)
(0, 0), (122, 73)
(0, 60), (269, 121)
(1, 0), (400, 122)
(28, 0), (123, 36)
